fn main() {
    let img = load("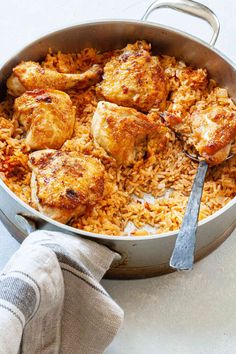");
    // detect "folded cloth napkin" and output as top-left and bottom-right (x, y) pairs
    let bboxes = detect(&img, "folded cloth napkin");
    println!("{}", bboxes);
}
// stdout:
(0, 230), (124, 354)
